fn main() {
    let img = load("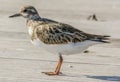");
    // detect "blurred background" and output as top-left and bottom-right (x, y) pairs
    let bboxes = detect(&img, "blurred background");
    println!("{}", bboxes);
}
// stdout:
(0, 0), (120, 82)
